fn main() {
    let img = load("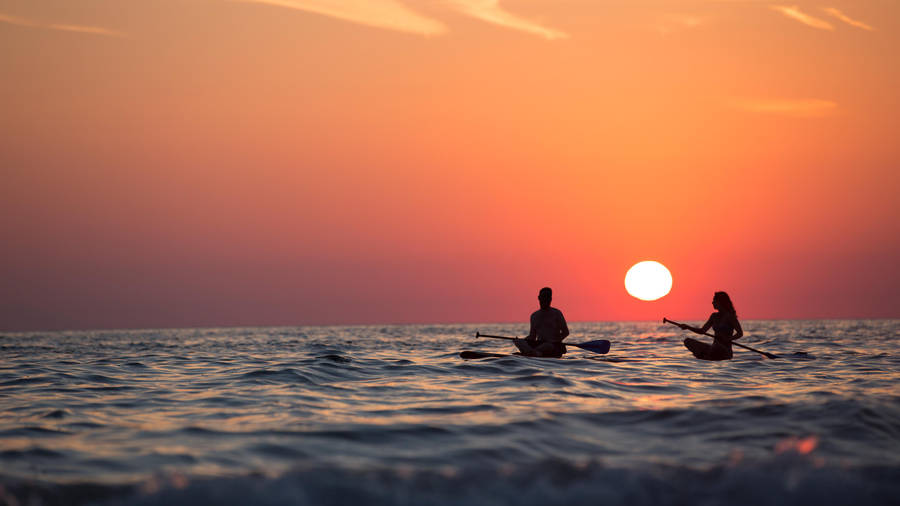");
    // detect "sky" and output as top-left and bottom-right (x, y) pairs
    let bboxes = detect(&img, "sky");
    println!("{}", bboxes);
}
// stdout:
(1, 0), (898, 331)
